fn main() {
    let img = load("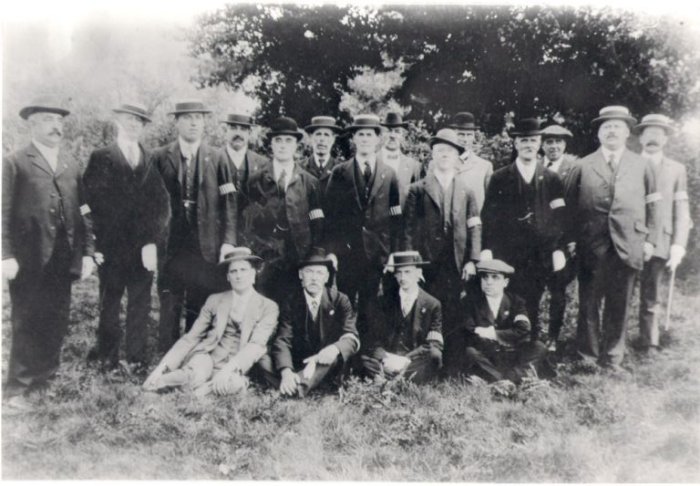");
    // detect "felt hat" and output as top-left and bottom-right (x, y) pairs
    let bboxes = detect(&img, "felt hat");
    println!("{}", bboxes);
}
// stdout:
(476, 259), (515, 275)
(345, 114), (383, 134)
(591, 105), (637, 127)
(113, 102), (151, 123)
(633, 113), (675, 135)
(221, 113), (256, 127)
(381, 112), (409, 128)
(384, 251), (430, 271)
(267, 116), (304, 140)
(447, 112), (479, 131)
(218, 247), (263, 267)
(429, 128), (465, 154)
(509, 118), (543, 138)
(168, 100), (212, 116)
(304, 115), (342, 133)
(540, 124), (573, 140)
(19, 96), (70, 120)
